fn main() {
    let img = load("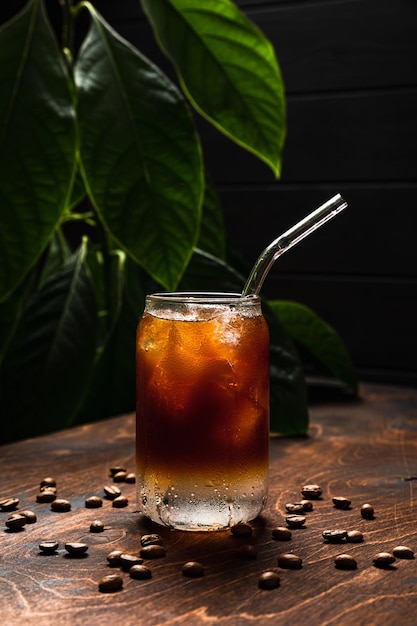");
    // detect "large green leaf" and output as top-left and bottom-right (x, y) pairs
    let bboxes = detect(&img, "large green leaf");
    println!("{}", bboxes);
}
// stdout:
(141, 0), (286, 176)
(196, 177), (226, 260)
(0, 0), (77, 302)
(0, 239), (97, 442)
(269, 300), (358, 393)
(74, 5), (204, 291)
